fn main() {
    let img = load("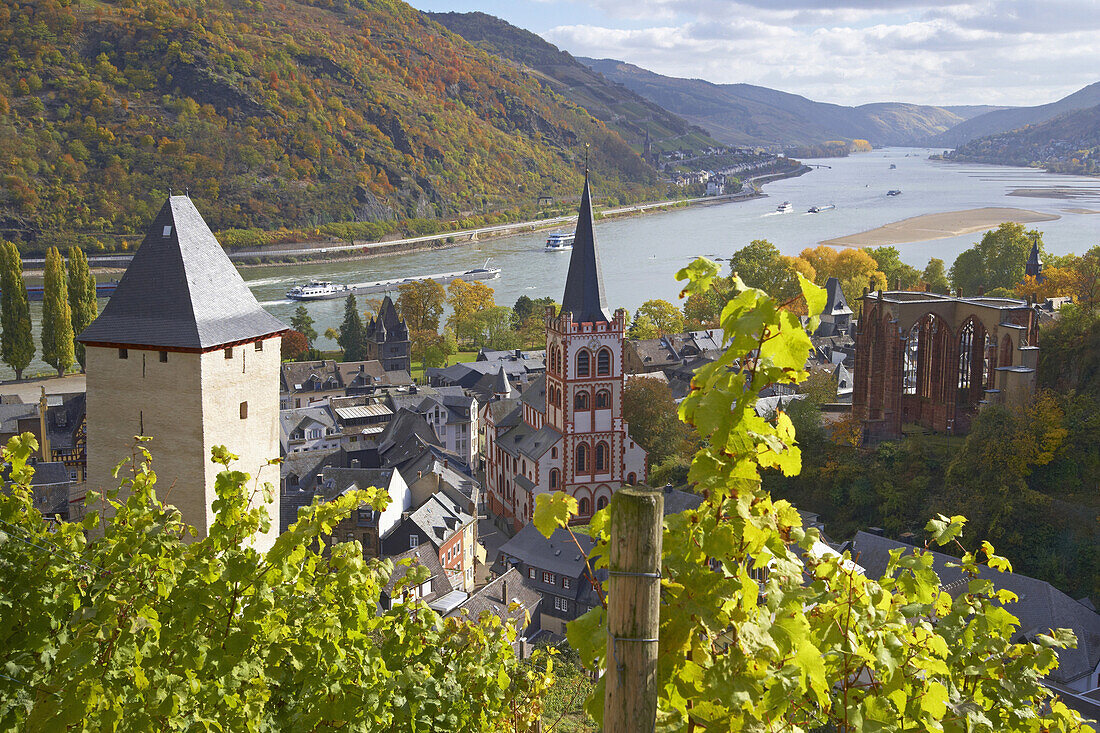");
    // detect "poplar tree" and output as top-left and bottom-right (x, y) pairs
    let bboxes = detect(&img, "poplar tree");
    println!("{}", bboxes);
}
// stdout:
(338, 294), (366, 361)
(0, 241), (34, 380)
(67, 245), (97, 369)
(41, 247), (74, 377)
